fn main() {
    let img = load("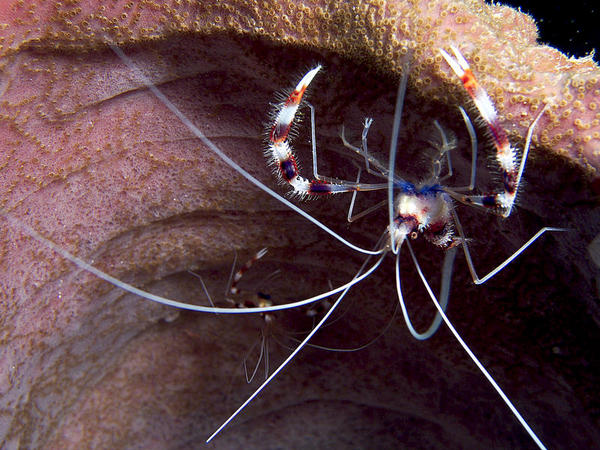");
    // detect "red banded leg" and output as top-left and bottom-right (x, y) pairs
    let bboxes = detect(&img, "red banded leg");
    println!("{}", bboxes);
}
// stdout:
(266, 66), (388, 197)
(440, 46), (545, 217)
